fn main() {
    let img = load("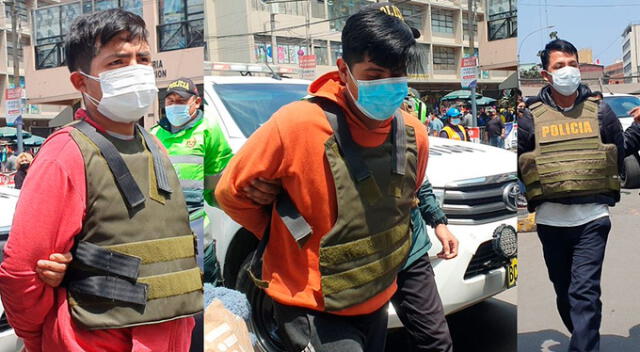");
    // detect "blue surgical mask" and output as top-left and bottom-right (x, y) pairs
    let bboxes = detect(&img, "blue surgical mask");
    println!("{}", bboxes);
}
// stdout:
(450, 118), (461, 125)
(346, 66), (408, 121)
(165, 104), (194, 126)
